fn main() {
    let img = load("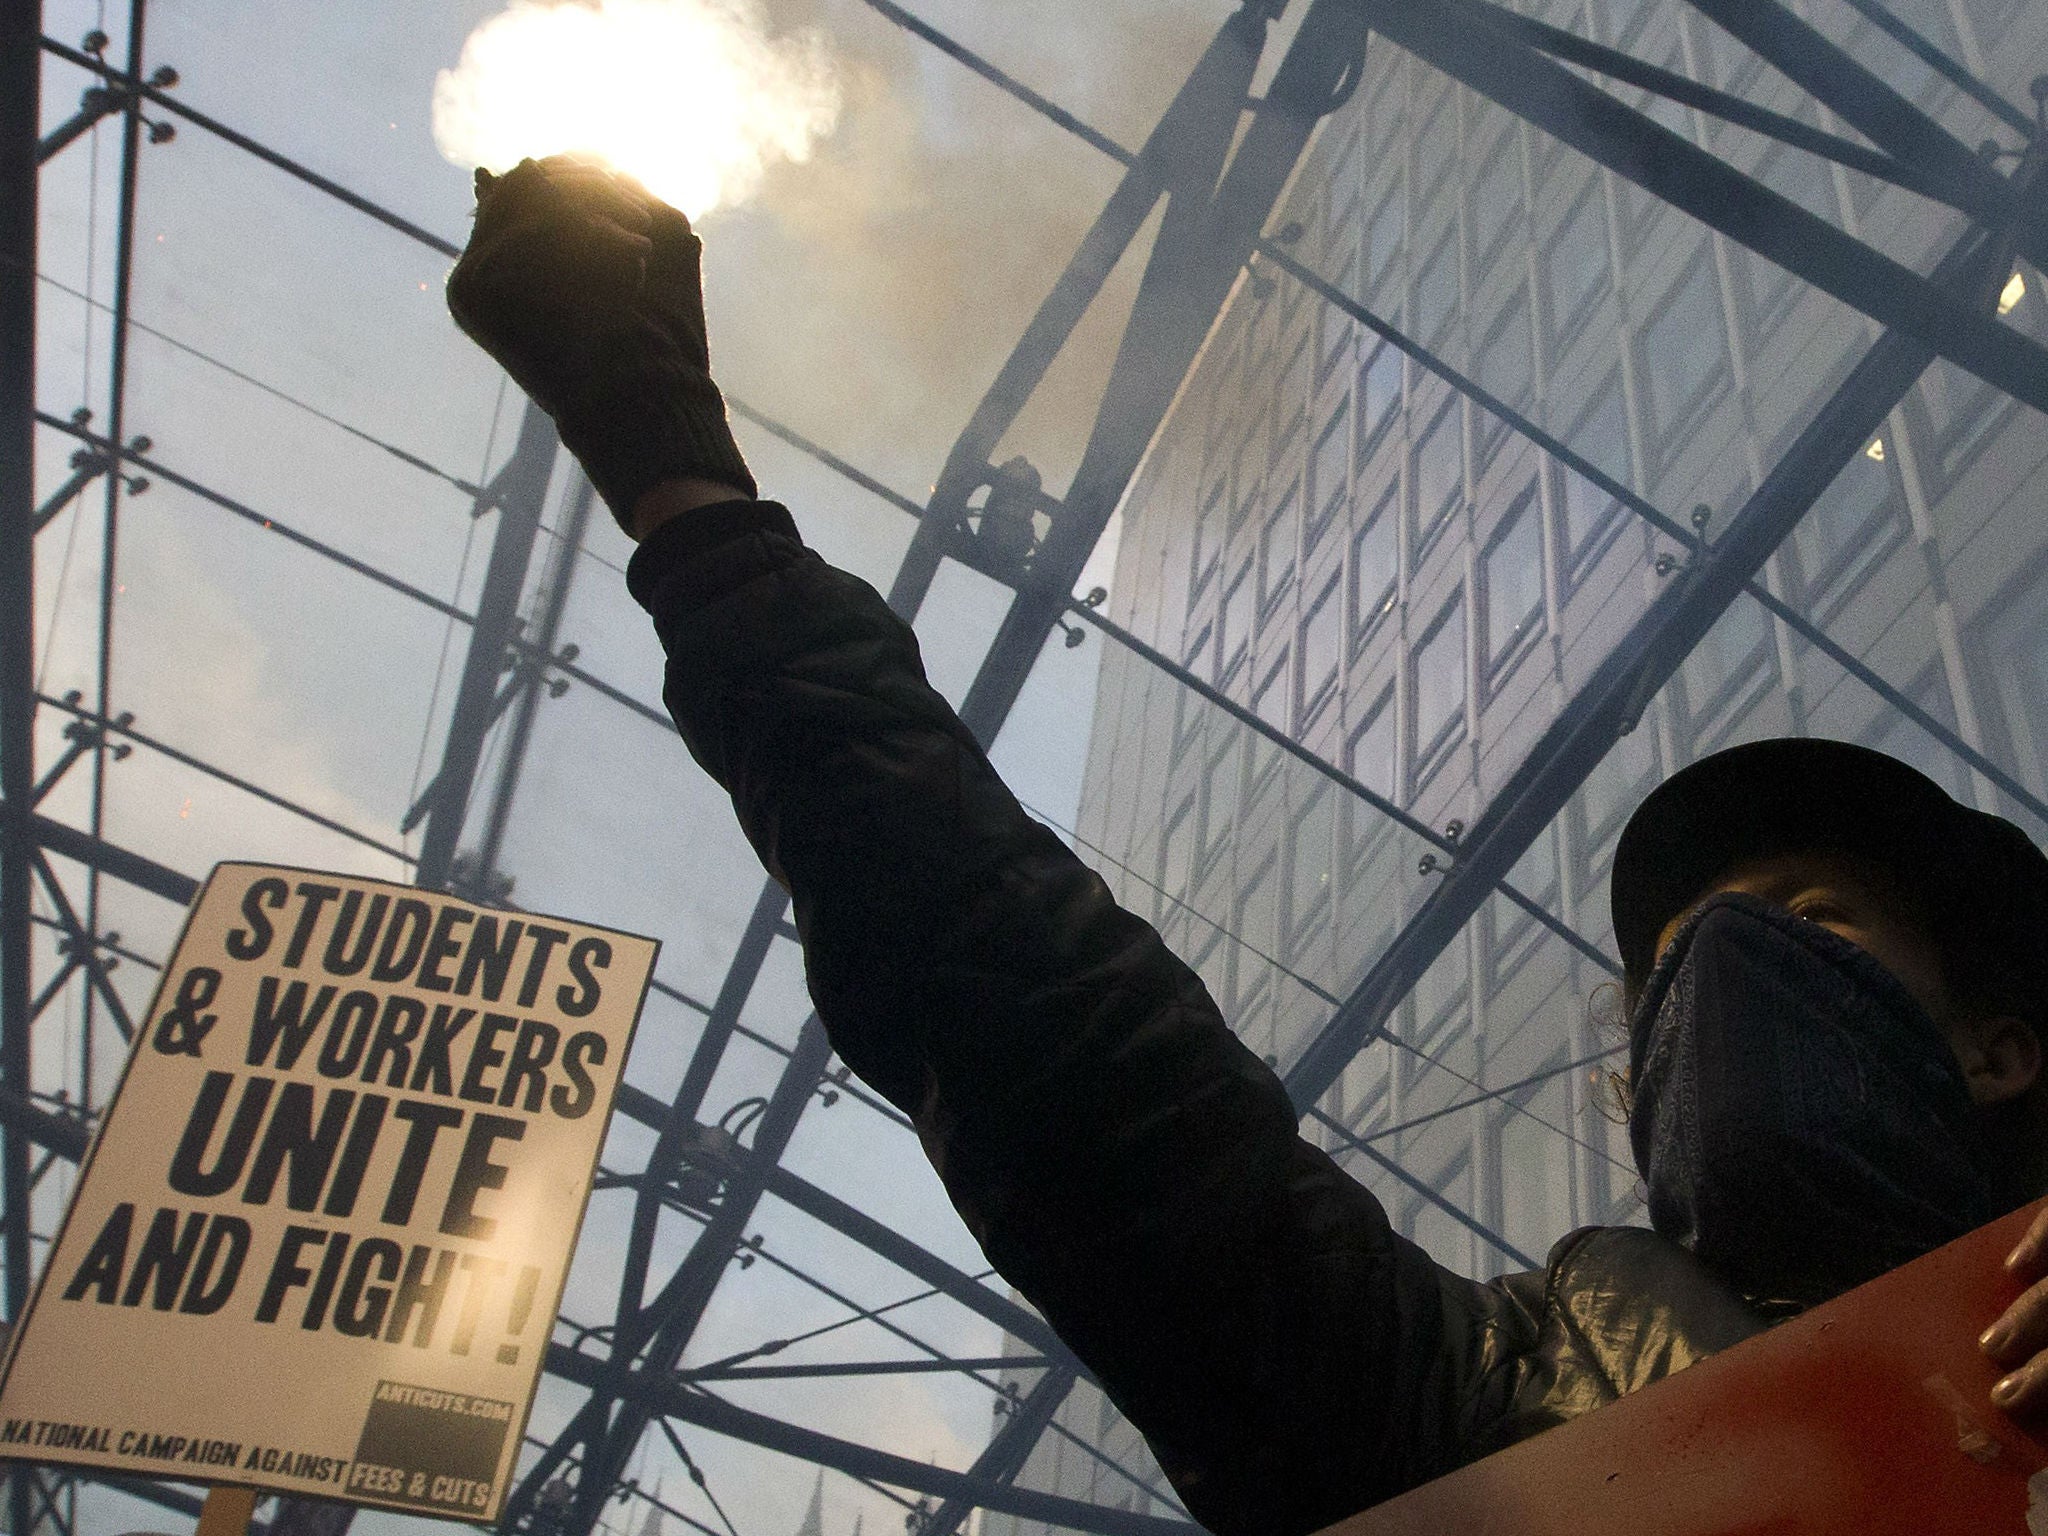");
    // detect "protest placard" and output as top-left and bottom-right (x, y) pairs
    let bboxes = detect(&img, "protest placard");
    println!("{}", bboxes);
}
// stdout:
(0, 863), (657, 1521)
